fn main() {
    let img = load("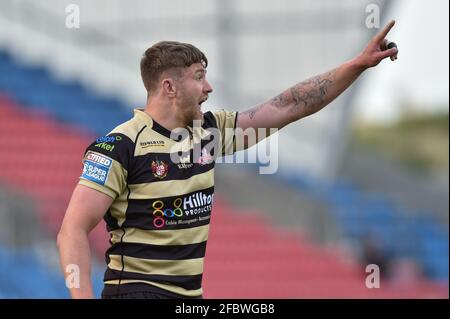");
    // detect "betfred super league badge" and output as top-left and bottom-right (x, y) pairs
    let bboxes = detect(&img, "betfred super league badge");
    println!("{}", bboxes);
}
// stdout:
(151, 160), (169, 179)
